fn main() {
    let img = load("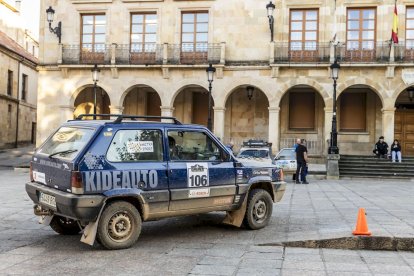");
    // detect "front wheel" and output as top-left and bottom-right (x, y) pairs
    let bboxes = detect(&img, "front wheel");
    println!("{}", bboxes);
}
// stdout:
(97, 201), (142, 250)
(243, 189), (273, 230)
(49, 216), (81, 235)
